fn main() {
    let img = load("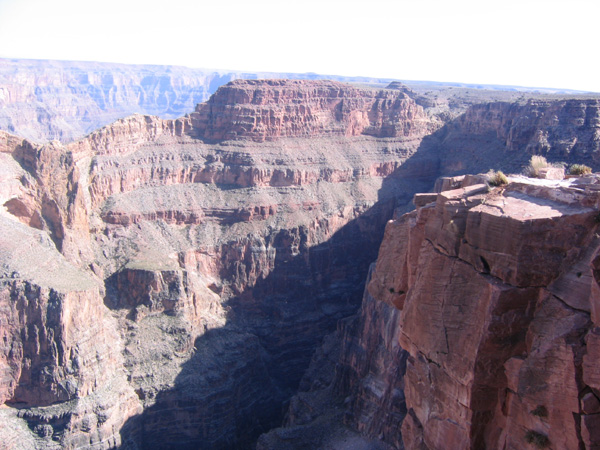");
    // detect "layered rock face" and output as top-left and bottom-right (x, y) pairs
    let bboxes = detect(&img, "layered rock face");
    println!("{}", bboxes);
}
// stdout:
(4, 74), (600, 450)
(0, 59), (405, 144)
(0, 80), (438, 449)
(366, 176), (600, 449)
(438, 99), (600, 175)
(0, 59), (238, 143)
(0, 194), (141, 448)
(191, 79), (434, 142)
